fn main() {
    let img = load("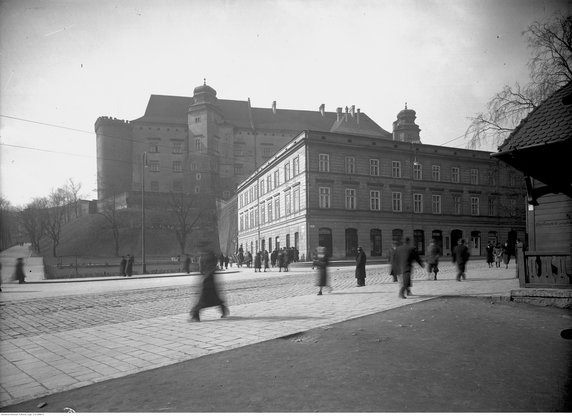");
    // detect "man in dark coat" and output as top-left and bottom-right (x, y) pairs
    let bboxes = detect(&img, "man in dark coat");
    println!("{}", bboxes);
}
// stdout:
(395, 237), (424, 299)
(190, 244), (229, 322)
(486, 242), (495, 268)
(15, 258), (26, 284)
(119, 256), (127, 276)
(126, 255), (134, 276)
(452, 239), (470, 281)
(315, 246), (331, 295)
(183, 255), (191, 274)
(355, 247), (367, 286)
